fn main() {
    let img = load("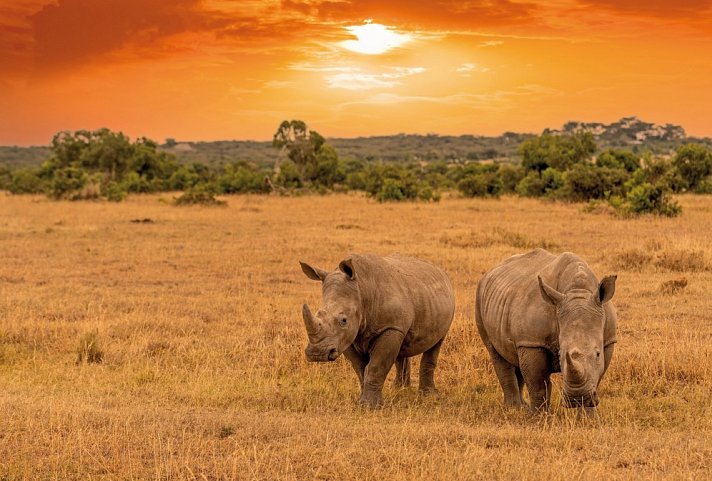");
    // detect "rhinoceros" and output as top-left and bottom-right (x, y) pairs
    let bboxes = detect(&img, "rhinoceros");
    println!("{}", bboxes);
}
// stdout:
(475, 248), (617, 411)
(299, 253), (455, 407)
